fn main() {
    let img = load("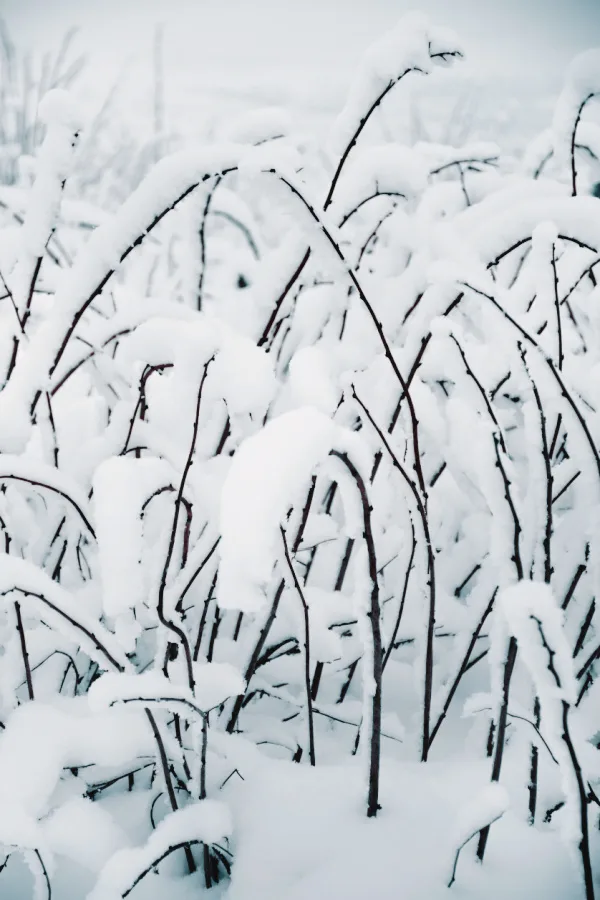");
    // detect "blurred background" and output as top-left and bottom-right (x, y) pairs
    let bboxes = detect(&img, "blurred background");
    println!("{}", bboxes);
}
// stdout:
(0, 0), (599, 200)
